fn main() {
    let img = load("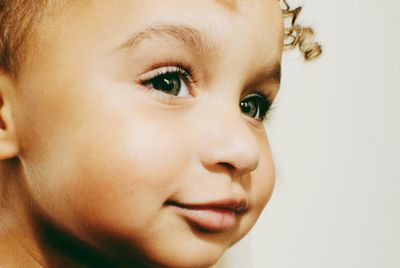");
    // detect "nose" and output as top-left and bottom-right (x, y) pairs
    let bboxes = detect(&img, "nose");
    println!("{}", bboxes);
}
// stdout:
(197, 101), (260, 177)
